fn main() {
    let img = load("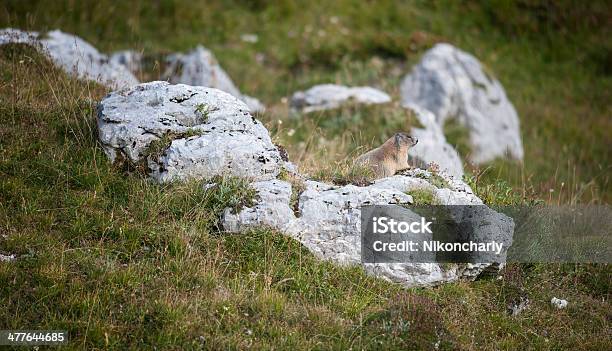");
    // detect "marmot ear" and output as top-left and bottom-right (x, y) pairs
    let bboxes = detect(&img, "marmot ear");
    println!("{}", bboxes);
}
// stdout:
(394, 133), (401, 148)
